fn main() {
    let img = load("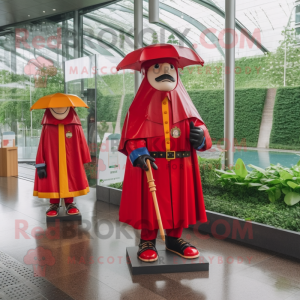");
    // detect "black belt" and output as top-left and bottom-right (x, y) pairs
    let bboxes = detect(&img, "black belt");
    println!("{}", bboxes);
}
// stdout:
(149, 151), (191, 160)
